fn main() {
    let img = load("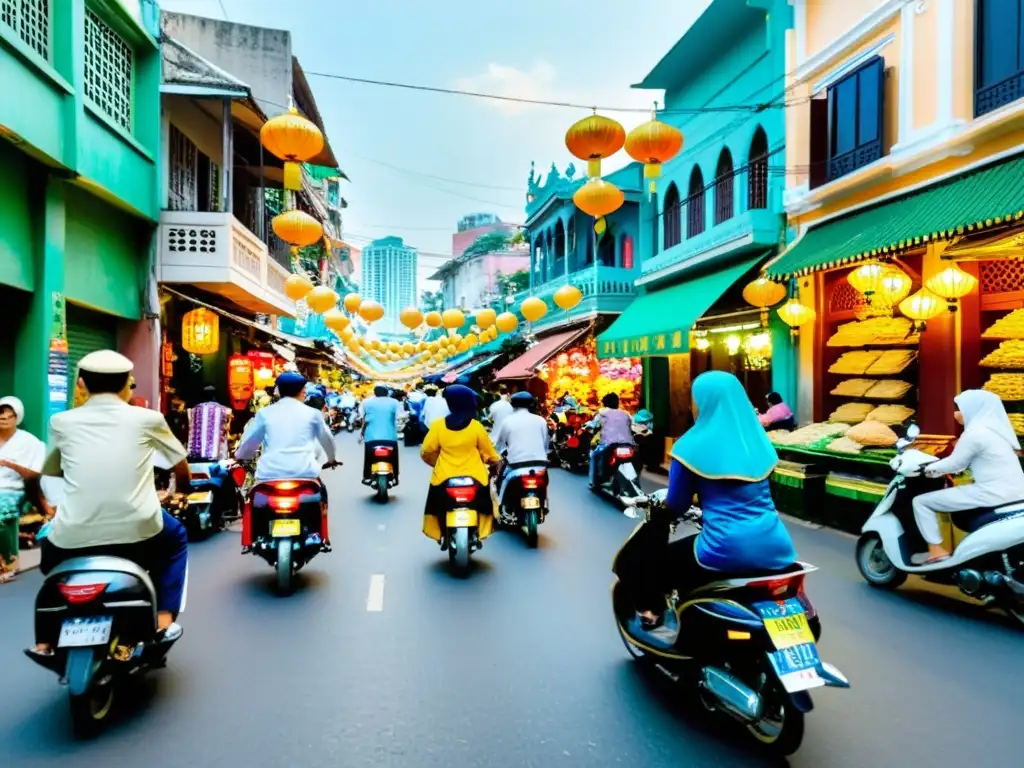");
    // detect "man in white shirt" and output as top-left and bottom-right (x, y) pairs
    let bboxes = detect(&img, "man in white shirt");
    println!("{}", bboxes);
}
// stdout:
(420, 385), (450, 429)
(36, 350), (191, 641)
(488, 385), (514, 431)
(491, 391), (550, 504)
